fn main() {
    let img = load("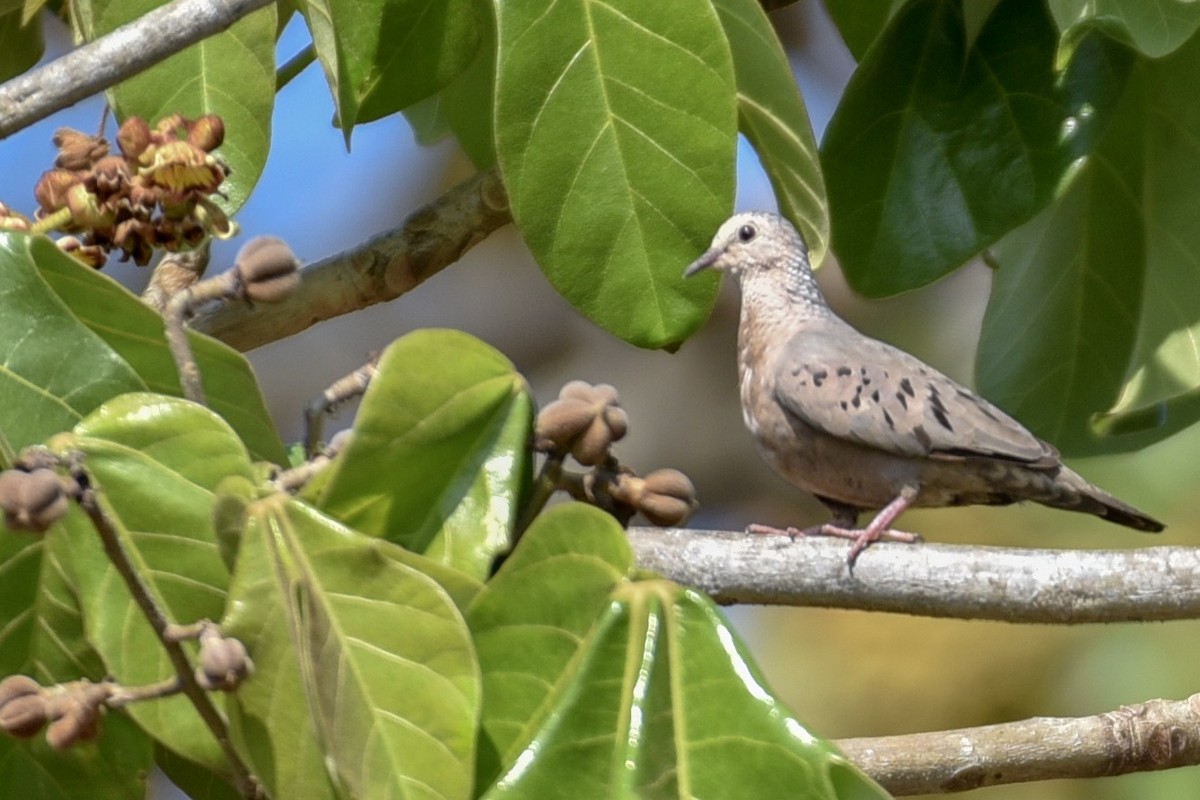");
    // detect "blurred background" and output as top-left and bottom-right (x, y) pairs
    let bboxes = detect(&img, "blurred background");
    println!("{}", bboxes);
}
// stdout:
(4, 1), (1199, 797)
